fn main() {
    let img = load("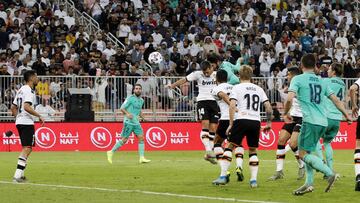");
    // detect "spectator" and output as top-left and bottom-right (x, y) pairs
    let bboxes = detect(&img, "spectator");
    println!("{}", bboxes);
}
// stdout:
(35, 98), (56, 121)
(32, 55), (47, 75)
(136, 71), (155, 109)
